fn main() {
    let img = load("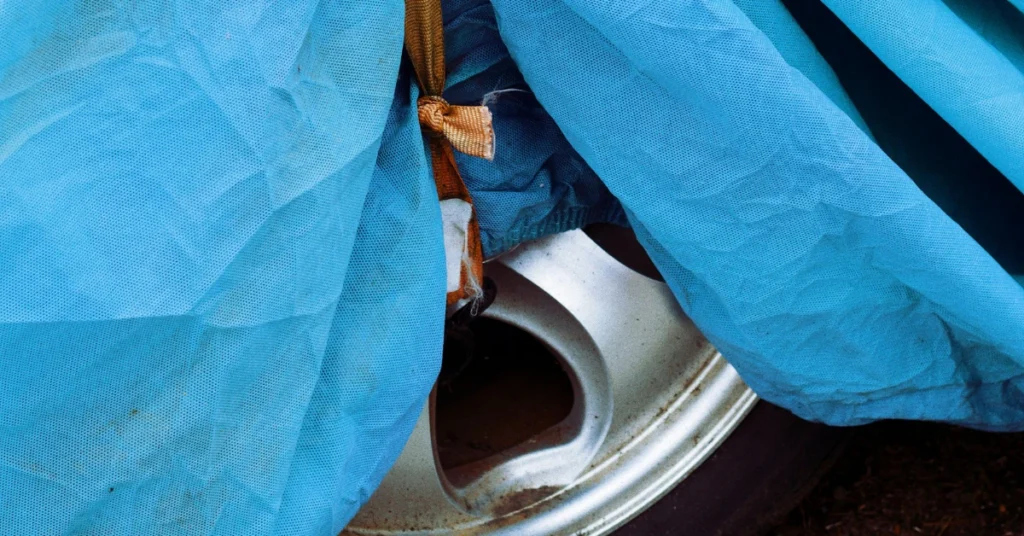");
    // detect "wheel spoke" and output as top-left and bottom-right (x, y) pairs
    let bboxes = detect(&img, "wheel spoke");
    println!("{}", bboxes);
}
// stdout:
(346, 230), (756, 536)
